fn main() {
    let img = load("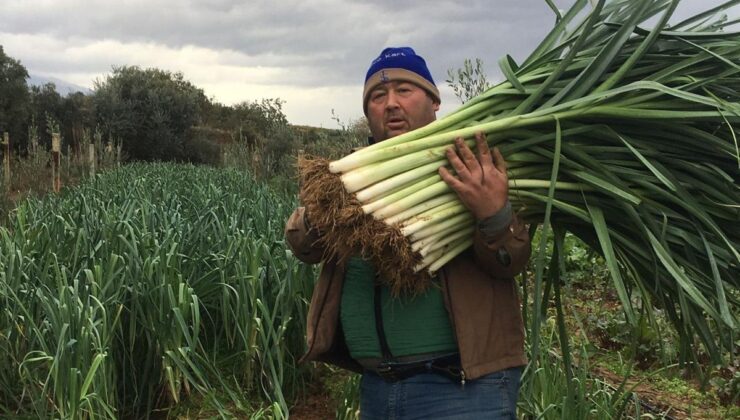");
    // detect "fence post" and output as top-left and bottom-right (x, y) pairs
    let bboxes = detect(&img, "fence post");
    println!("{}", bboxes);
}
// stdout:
(52, 133), (61, 193)
(89, 143), (96, 177)
(2, 132), (9, 193)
